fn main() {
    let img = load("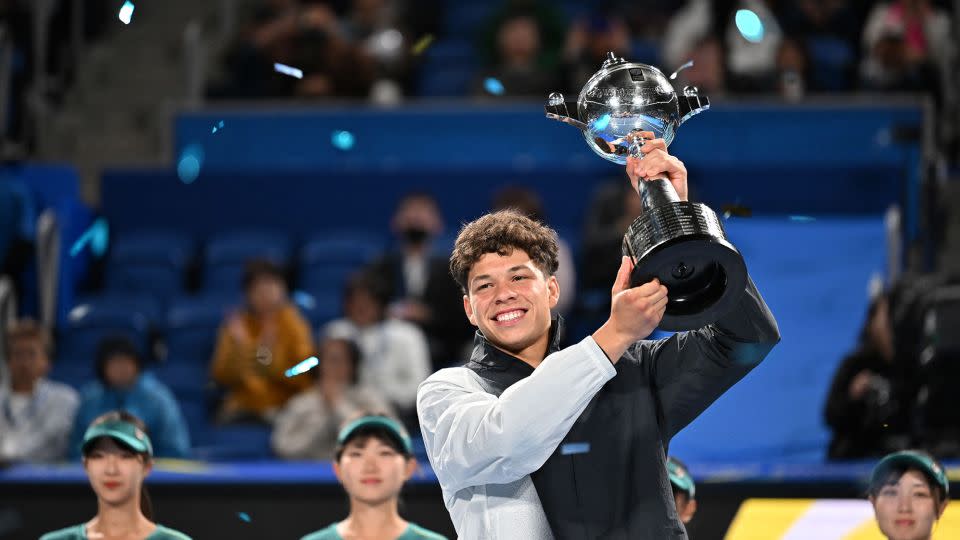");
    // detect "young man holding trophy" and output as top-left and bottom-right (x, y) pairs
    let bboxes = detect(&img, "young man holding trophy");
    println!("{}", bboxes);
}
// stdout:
(416, 56), (780, 539)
